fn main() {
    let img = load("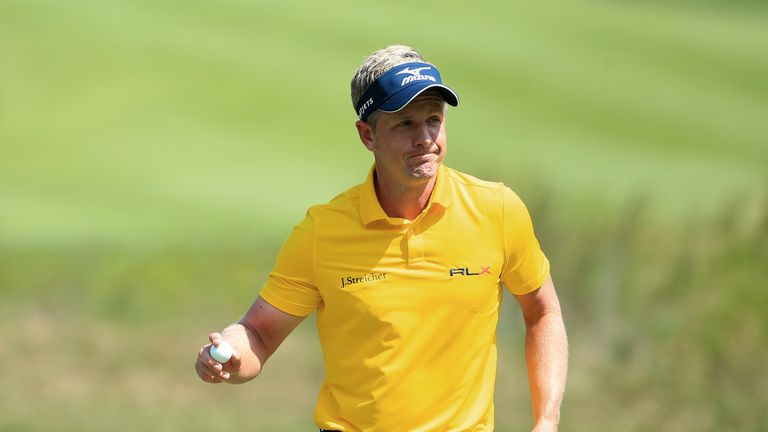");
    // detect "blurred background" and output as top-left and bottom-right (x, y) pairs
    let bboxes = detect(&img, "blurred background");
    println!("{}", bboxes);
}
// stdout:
(1, 0), (767, 430)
